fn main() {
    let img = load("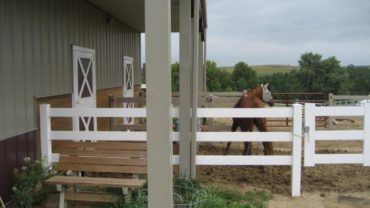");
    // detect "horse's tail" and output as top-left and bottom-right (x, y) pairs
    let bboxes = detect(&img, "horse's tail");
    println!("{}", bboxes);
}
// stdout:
(234, 96), (243, 108)
(225, 96), (243, 155)
(231, 96), (243, 130)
